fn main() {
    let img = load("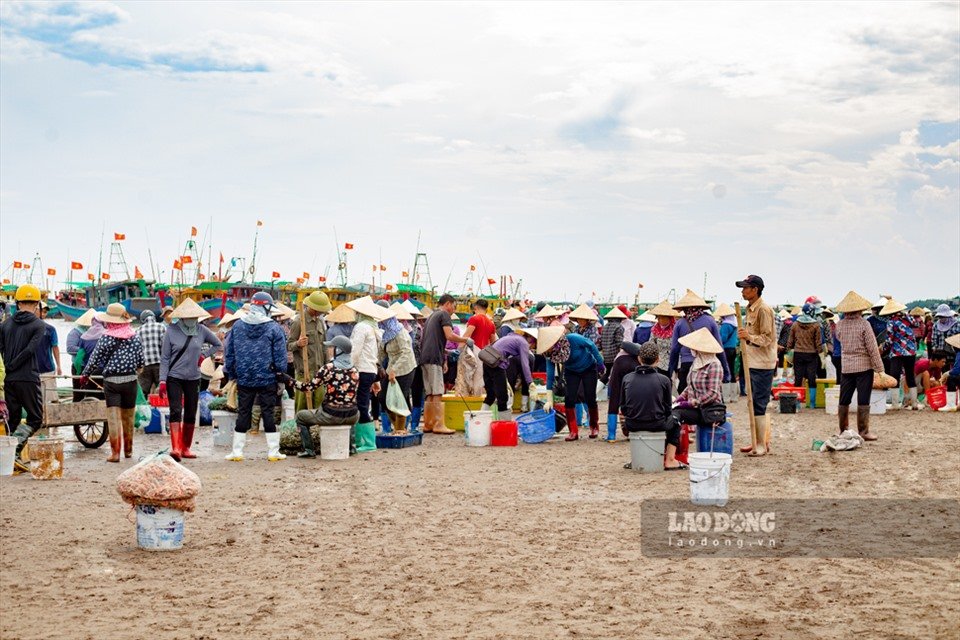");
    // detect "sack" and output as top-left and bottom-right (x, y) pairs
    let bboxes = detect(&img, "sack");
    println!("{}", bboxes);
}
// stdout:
(699, 402), (727, 425)
(454, 346), (485, 397)
(873, 371), (898, 389)
(478, 345), (505, 367)
(116, 452), (202, 511)
(222, 380), (238, 410)
(134, 385), (152, 430)
(386, 380), (411, 417)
